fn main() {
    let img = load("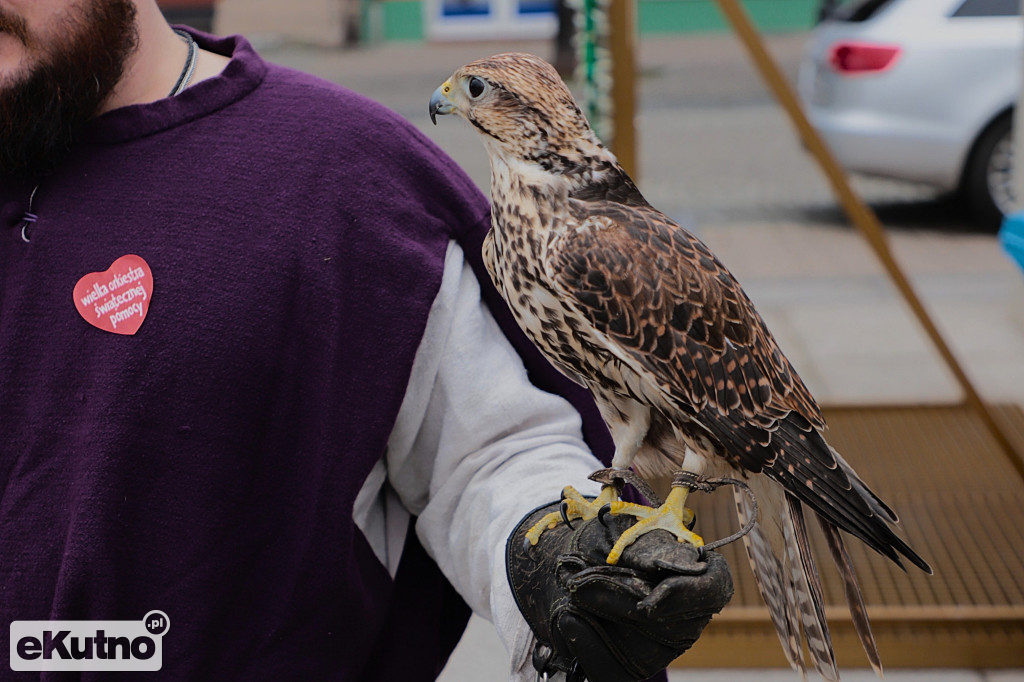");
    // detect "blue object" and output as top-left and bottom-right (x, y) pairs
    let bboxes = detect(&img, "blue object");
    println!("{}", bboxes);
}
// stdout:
(999, 211), (1024, 274)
